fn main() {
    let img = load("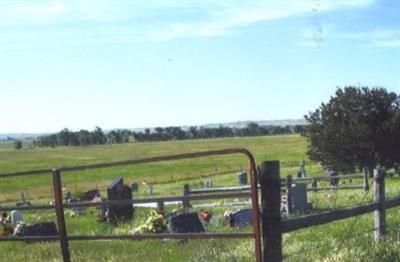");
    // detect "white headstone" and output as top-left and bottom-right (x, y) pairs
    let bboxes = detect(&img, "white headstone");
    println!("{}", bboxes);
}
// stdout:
(11, 210), (23, 224)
